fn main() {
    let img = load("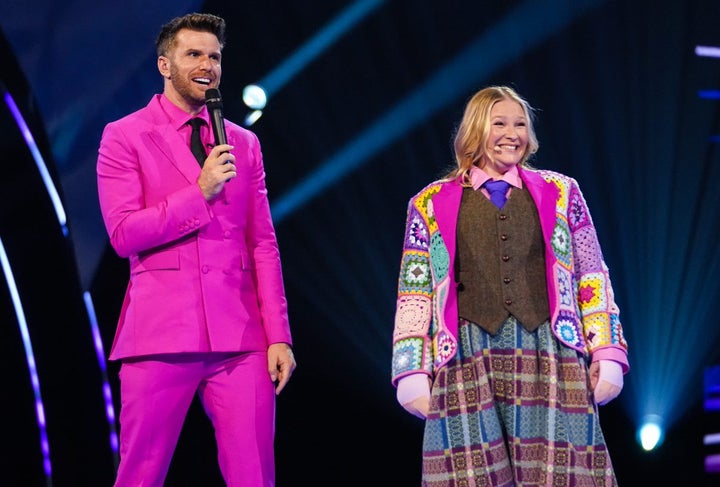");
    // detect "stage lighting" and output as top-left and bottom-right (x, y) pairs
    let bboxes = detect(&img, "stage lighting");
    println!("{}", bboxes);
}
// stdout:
(0, 237), (52, 478)
(243, 84), (267, 110)
(4, 91), (68, 236)
(244, 109), (263, 127)
(695, 45), (720, 58)
(638, 414), (664, 451)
